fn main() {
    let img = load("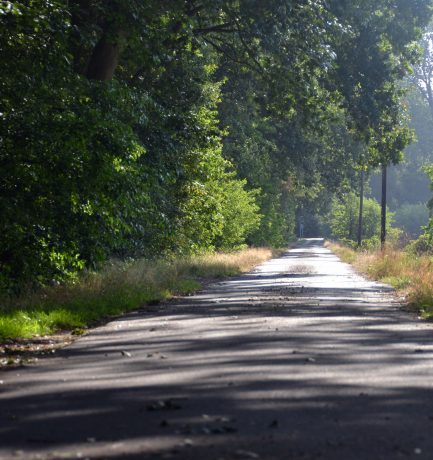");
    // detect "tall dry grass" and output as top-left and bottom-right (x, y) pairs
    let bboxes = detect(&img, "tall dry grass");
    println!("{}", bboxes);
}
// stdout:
(328, 242), (433, 317)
